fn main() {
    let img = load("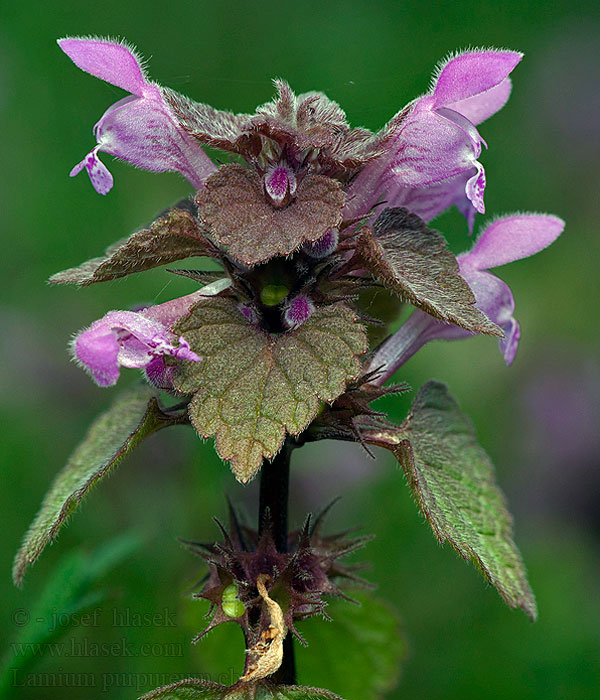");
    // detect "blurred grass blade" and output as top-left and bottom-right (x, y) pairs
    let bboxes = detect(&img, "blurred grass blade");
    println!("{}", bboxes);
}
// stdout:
(1, 533), (141, 696)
